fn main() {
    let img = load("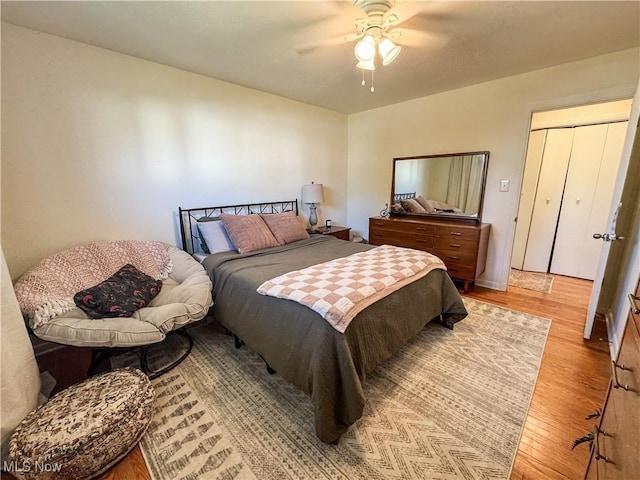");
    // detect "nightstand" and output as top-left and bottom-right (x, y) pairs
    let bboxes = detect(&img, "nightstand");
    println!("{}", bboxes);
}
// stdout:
(313, 226), (351, 241)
